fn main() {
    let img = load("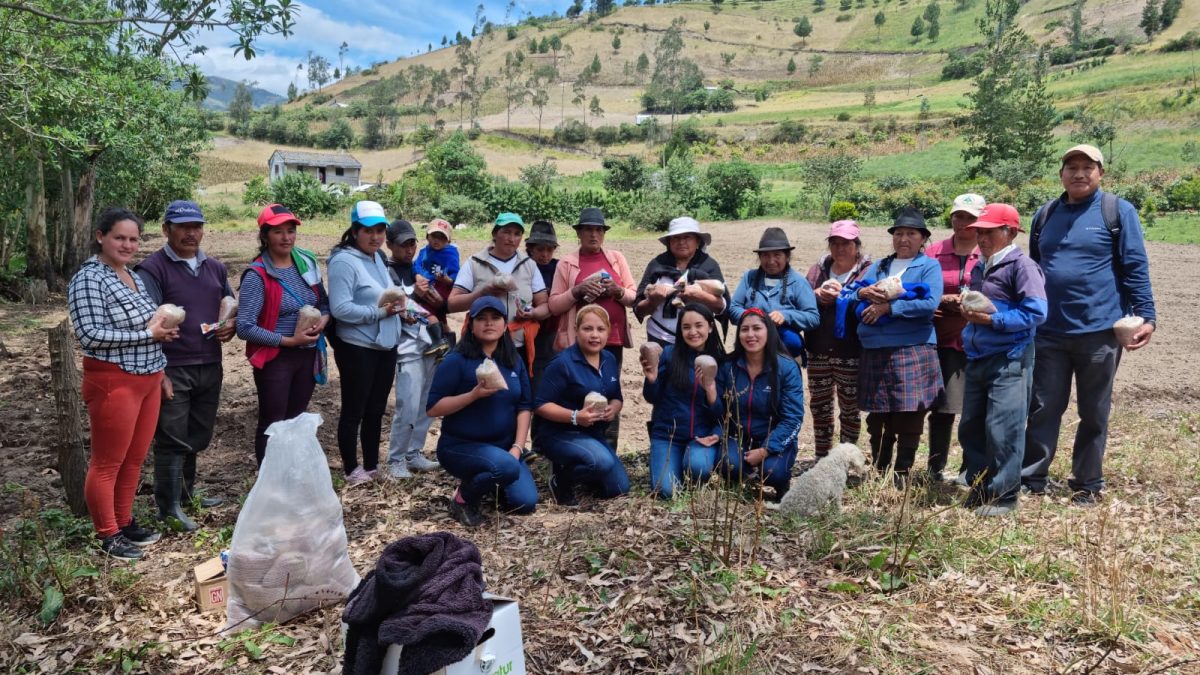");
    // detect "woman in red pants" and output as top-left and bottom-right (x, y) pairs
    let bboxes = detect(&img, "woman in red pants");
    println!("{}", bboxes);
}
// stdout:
(67, 208), (179, 560)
